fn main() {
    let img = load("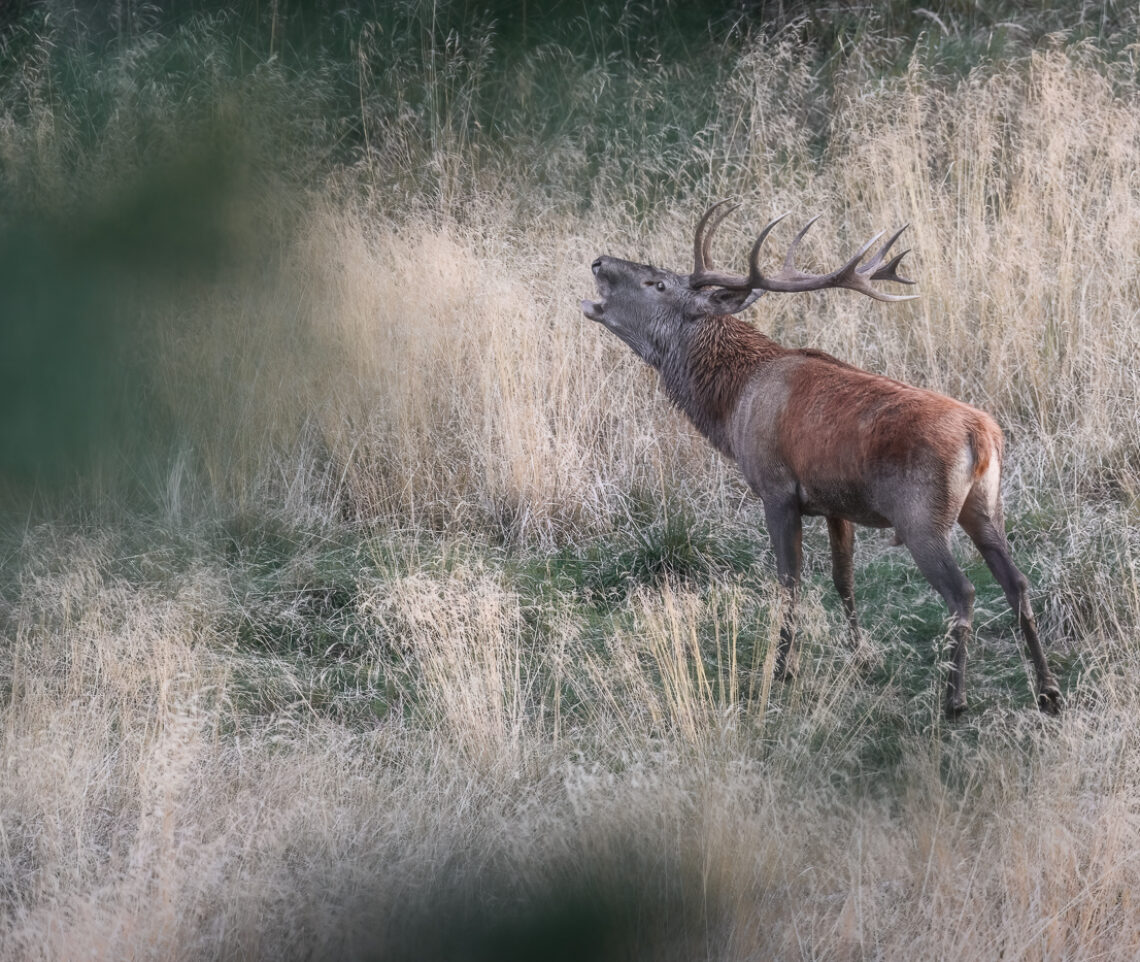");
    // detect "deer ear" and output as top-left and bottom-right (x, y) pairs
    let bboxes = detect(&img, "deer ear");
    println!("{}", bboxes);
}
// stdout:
(689, 288), (763, 318)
